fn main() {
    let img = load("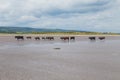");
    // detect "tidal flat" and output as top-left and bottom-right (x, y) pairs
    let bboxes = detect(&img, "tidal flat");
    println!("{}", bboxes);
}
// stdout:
(0, 35), (120, 80)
